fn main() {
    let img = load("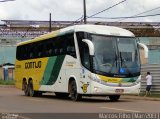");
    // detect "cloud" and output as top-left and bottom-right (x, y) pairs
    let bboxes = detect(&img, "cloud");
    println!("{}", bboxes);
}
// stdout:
(0, 0), (160, 22)
(0, 9), (8, 19)
(89, 0), (160, 22)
